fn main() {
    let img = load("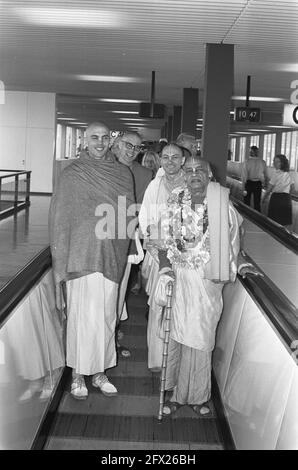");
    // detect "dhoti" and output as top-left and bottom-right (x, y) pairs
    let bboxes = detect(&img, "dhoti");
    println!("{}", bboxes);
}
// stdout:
(66, 272), (118, 375)
(165, 339), (212, 405)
